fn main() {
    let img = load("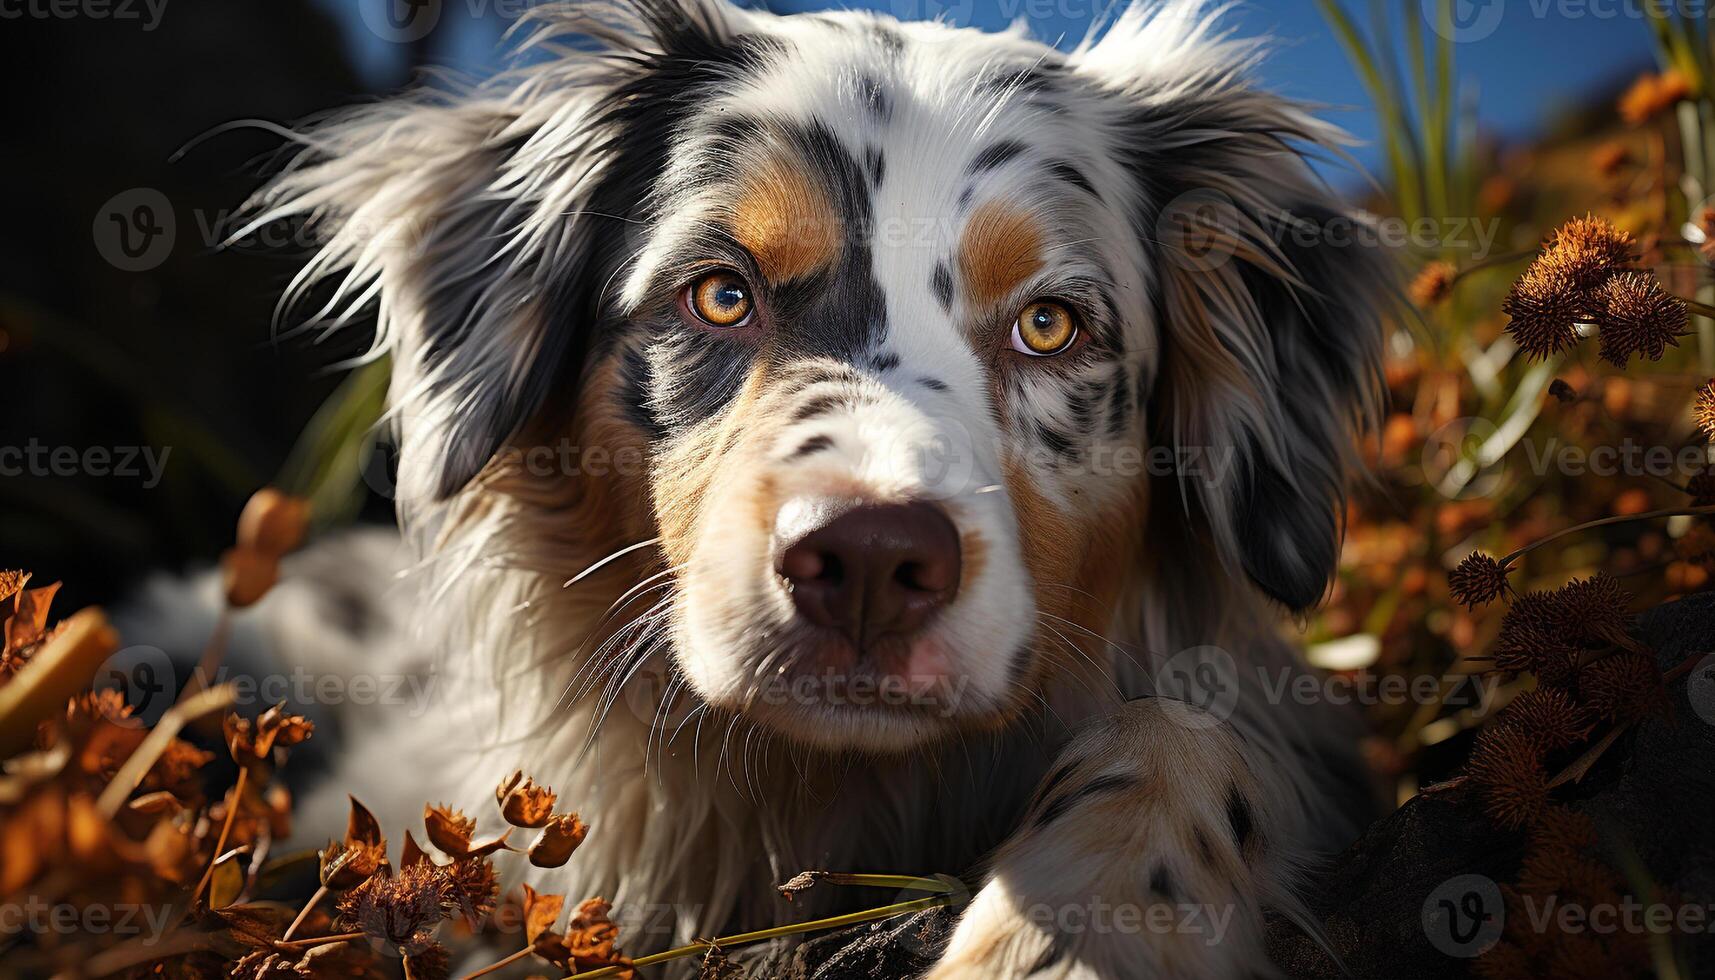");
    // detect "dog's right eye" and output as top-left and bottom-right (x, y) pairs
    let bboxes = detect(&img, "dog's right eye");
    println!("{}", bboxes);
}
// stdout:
(685, 270), (754, 327)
